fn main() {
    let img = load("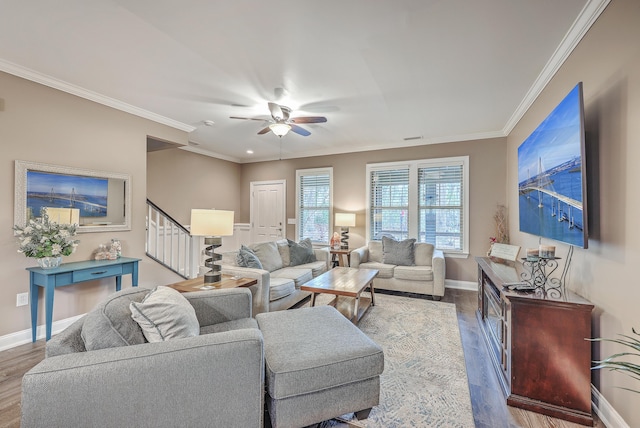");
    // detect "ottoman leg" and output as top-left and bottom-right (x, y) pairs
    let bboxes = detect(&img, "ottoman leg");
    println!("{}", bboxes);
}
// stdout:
(355, 408), (372, 420)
